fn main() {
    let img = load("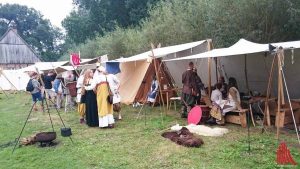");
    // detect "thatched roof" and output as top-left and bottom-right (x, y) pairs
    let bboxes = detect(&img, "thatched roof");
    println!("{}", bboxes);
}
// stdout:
(0, 28), (41, 64)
